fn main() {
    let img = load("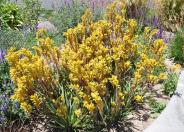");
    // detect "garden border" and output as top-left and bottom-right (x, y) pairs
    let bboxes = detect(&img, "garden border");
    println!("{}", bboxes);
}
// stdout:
(144, 70), (184, 132)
